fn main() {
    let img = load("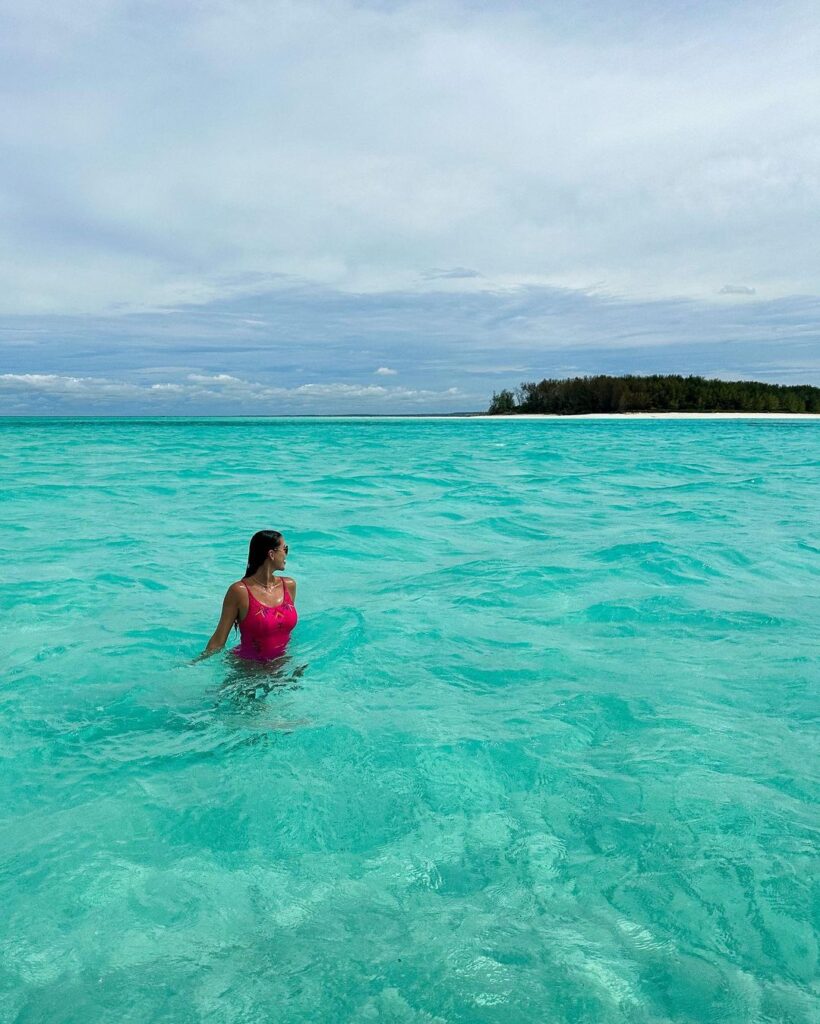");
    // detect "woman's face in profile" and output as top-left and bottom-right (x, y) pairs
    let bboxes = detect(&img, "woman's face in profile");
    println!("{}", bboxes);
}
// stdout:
(270, 540), (288, 570)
